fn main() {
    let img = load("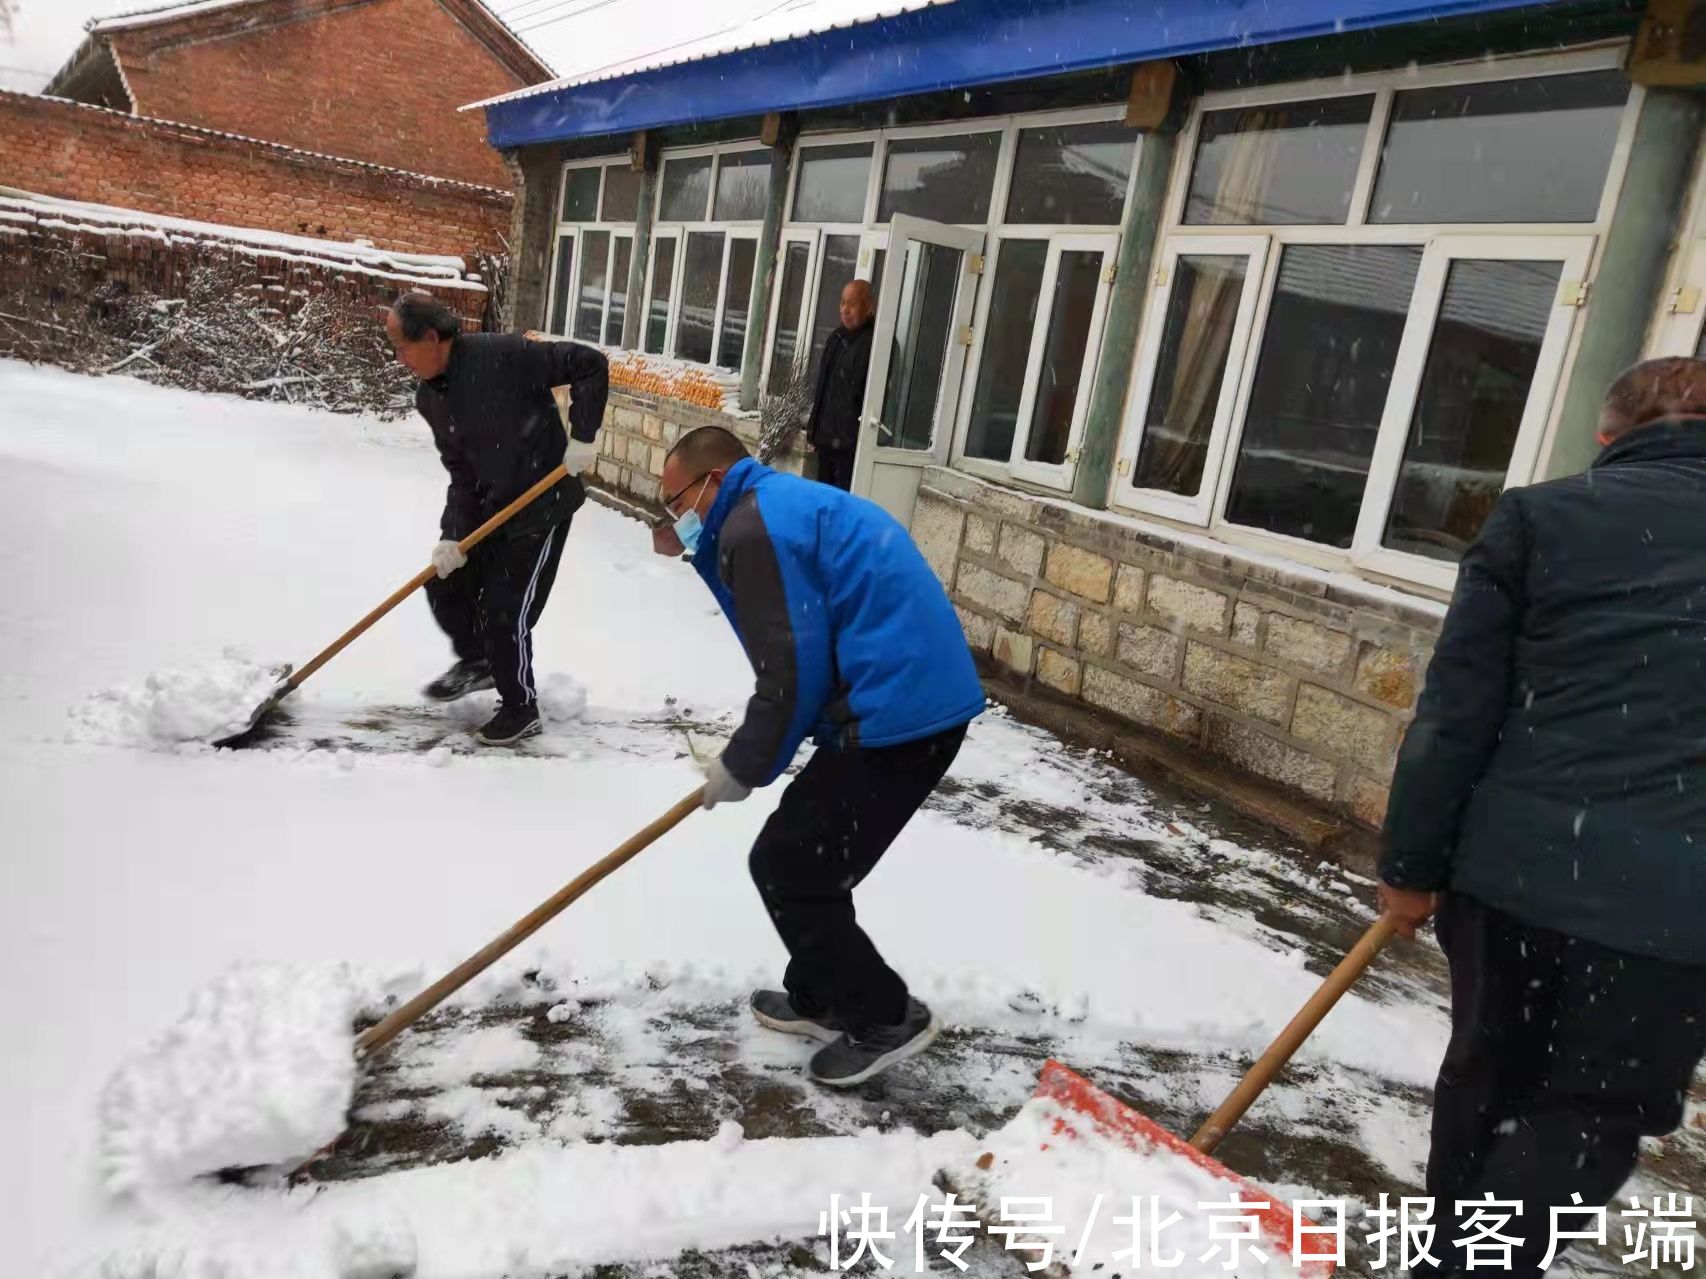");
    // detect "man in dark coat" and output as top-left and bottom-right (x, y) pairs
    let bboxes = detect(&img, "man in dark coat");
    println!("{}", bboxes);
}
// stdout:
(385, 292), (608, 746)
(1379, 356), (1706, 1278)
(806, 279), (875, 491)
